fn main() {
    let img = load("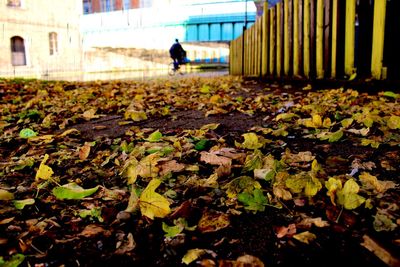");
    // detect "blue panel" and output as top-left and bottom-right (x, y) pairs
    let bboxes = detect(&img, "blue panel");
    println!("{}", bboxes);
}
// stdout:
(221, 23), (233, 41)
(198, 24), (209, 41)
(186, 25), (198, 41)
(234, 22), (244, 39)
(209, 24), (221, 41)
